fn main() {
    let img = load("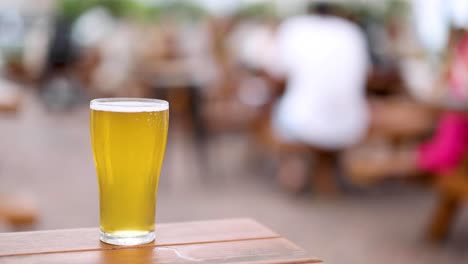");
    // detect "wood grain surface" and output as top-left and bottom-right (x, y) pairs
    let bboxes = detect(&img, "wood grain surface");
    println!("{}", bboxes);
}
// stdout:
(0, 218), (321, 264)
